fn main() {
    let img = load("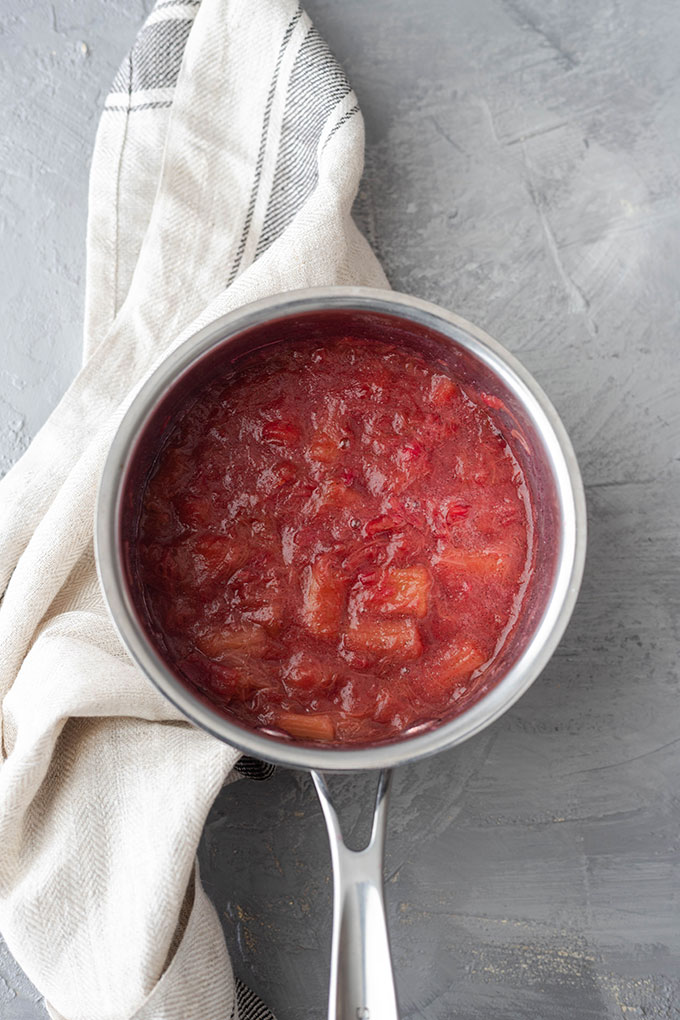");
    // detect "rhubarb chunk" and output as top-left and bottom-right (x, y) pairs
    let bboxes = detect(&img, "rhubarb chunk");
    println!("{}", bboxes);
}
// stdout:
(302, 554), (347, 639)
(364, 512), (404, 537)
(284, 651), (335, 693)
(361, 566), (431, 619)
(276, 711), (335, 741)
(435, 546), (511, 583)
(308, 435), (339, 464)
(424, 640), (487, 700)
(429, 374), (457, 407)
(195, 625), (268, 659)
(345, 618), (423, 661)
(309, 478), (361, 514)
(436, 640), (487, 680)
